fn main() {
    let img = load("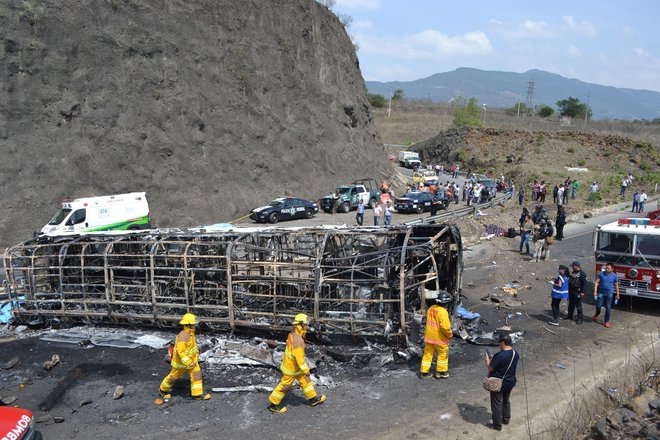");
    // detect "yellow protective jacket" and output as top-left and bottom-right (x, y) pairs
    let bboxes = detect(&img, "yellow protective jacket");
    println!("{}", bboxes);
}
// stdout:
(171, 329), (199, 370)
(280, 329), (310, 377)
(424, 305), (453, 345)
